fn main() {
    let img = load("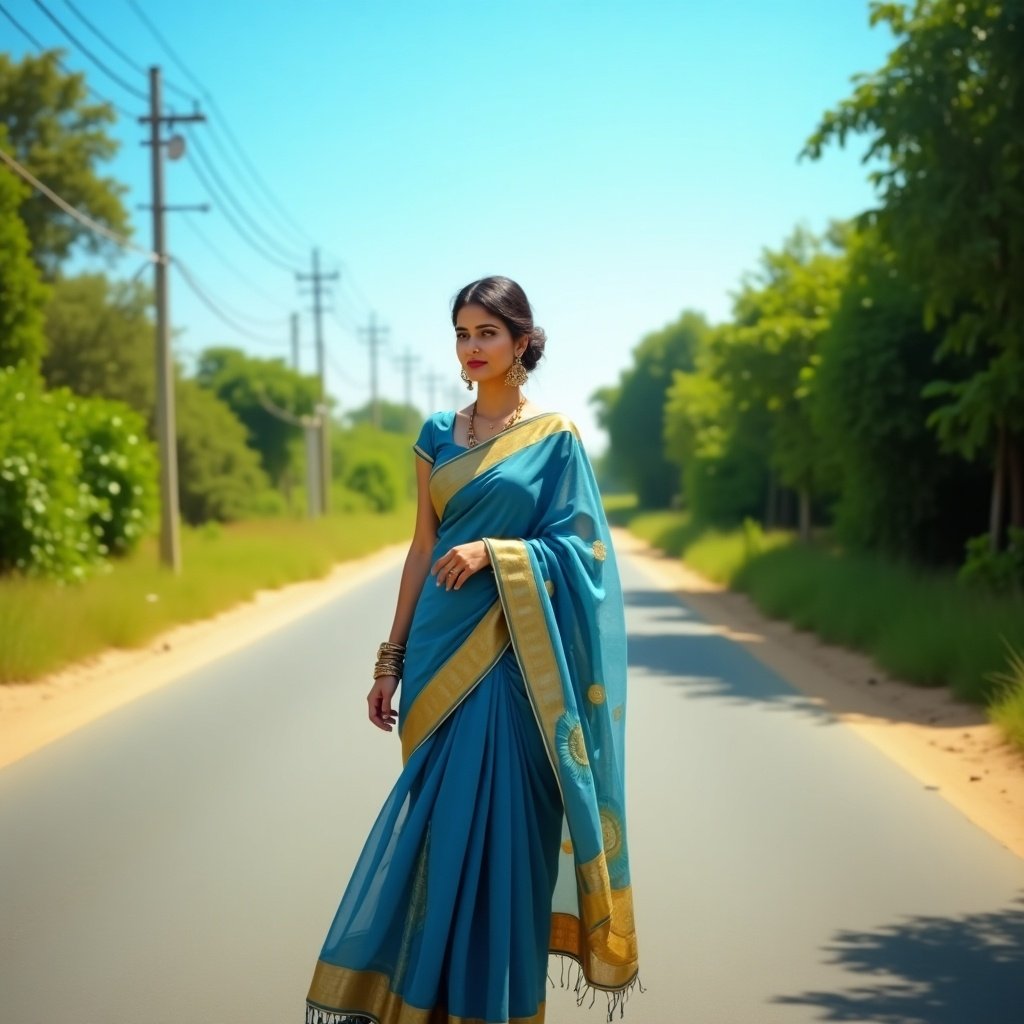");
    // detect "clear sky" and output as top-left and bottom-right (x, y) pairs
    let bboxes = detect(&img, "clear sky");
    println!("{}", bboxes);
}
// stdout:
(4, 0), (893, 452)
